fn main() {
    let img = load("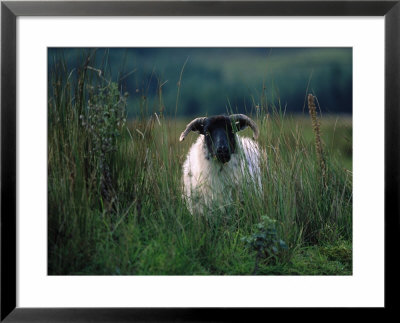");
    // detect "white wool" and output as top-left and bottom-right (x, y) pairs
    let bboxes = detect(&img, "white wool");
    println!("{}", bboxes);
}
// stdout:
(182, 135), (262, 215)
